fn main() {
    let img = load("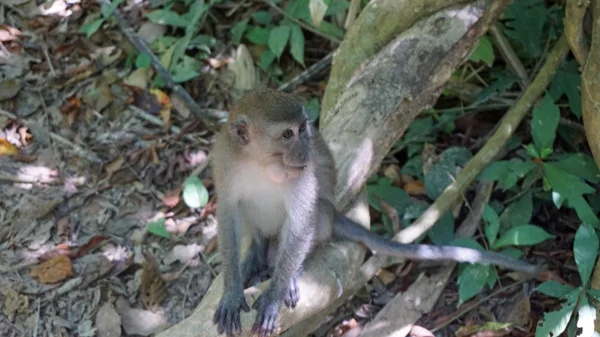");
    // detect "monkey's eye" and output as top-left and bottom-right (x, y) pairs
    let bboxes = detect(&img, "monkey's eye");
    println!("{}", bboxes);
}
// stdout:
(283, 129), (294, 139)
(299, 122), (306, 133)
